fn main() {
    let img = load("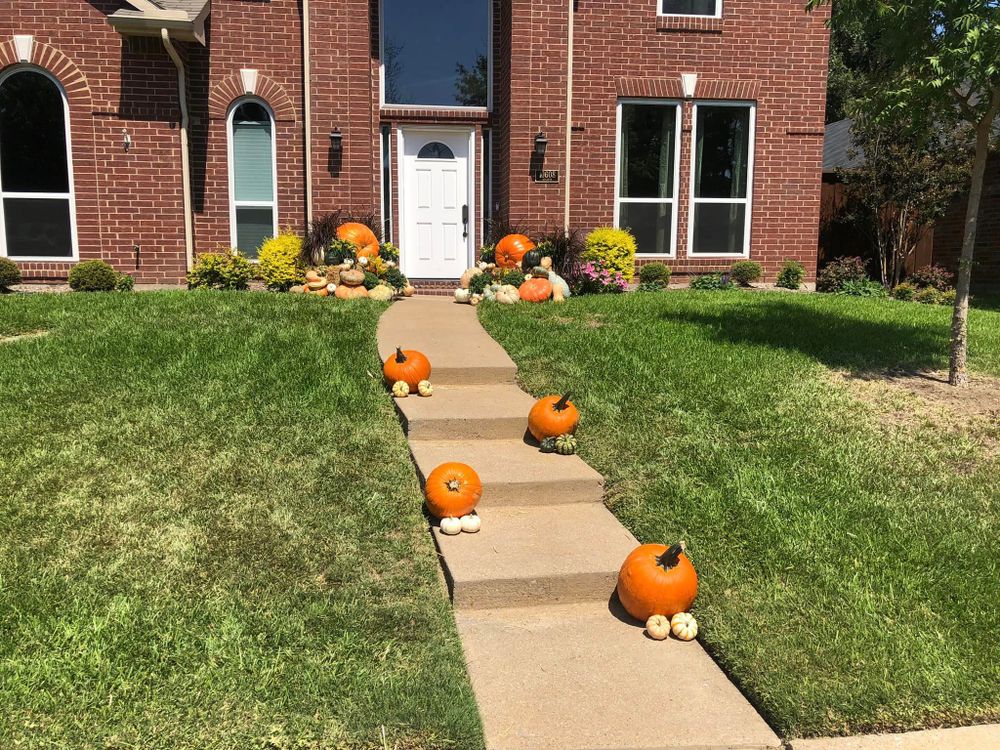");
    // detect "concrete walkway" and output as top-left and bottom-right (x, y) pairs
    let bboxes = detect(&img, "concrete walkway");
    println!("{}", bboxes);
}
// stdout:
(378, 297), (780, 750)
